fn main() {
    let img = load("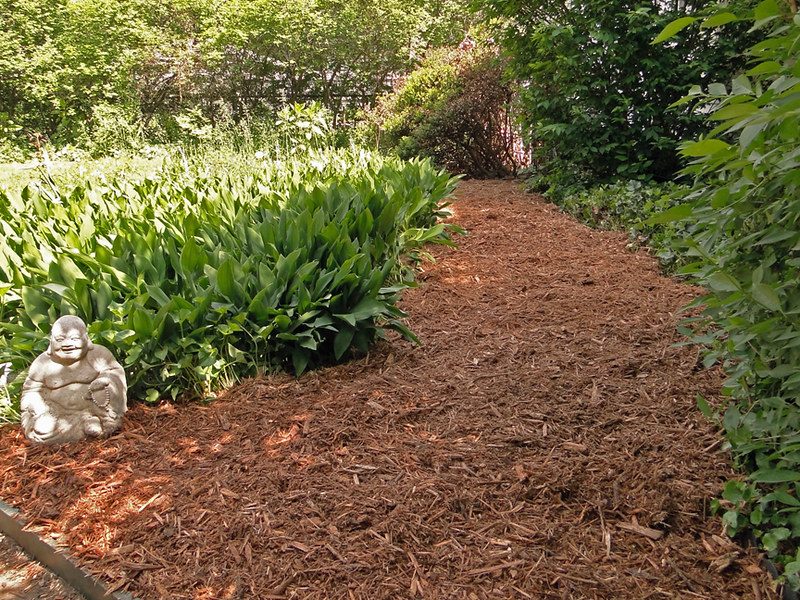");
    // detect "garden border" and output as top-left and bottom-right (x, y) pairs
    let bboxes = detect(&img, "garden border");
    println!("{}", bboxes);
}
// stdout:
(0, 497), (134, 600)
